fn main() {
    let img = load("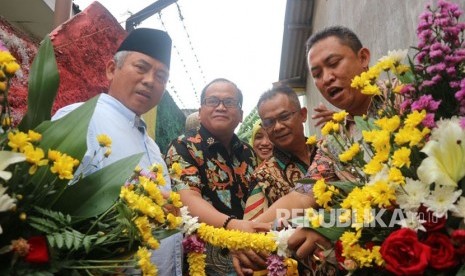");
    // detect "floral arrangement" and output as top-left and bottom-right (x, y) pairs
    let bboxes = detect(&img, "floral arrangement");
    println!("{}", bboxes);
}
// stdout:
(179, 206), (299, 276)
(0, 36), (182, 275)
(302, 0), (465, 275)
